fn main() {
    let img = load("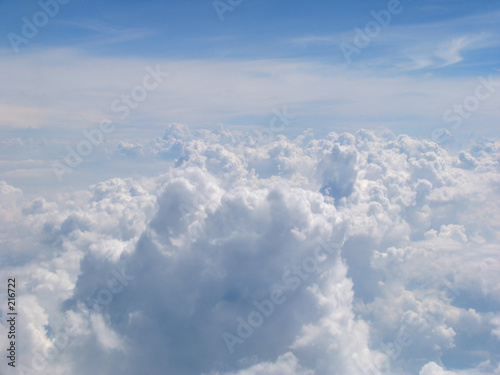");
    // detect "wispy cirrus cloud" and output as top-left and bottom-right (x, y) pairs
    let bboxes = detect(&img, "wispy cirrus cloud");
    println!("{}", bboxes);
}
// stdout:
(290, 10), (500, 72)
(1, 47), (498, 142)
(55, 19), (153, 46)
